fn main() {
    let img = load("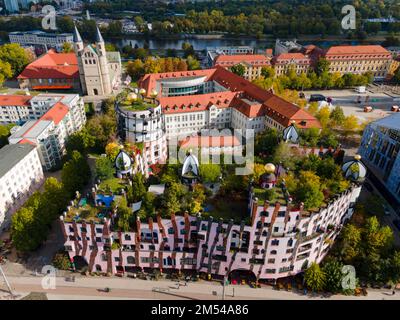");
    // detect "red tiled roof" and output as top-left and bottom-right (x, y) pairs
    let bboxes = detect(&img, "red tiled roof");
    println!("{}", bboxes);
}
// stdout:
(18, 49), (79, 79)
(214, 54), (271, 67)
(18, 138), (36, 145)
(324, 45), (391, 57)
(139, 66), (321, 129)
(39, 102), (69, 125)
(179, 135), (241, 148)
(0, 95), (31, 106)
(139, 69), (216, 98)
(160, 91), (238, 114)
